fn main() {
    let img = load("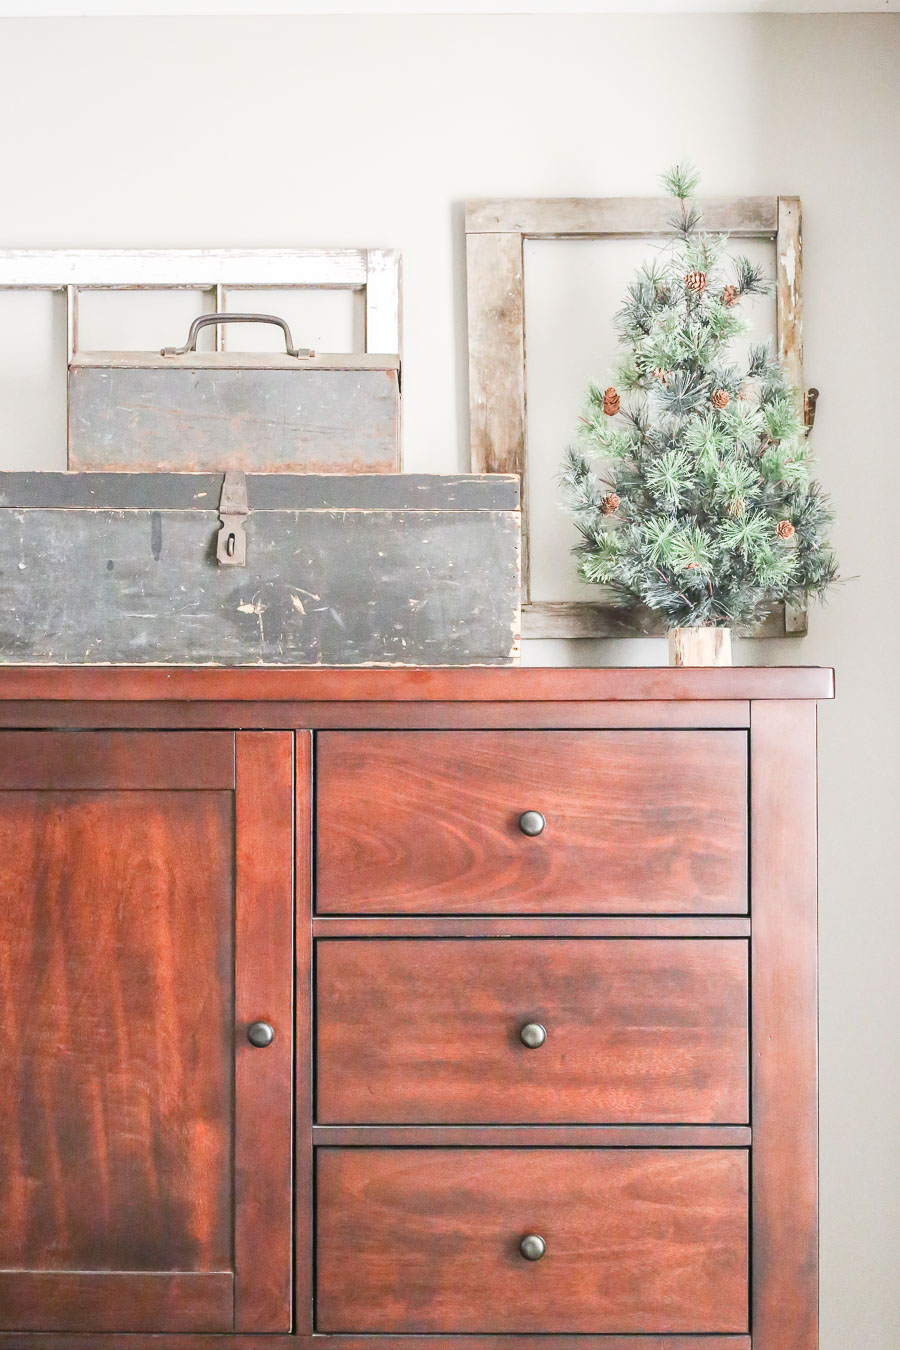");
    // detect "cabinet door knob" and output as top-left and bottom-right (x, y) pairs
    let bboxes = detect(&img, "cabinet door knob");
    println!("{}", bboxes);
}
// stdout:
(518, 810), (546, 837)
(519, 1234), (546, 1262)
(247, 1021), (275, 1048)
(519, 1022), (547, 1049)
